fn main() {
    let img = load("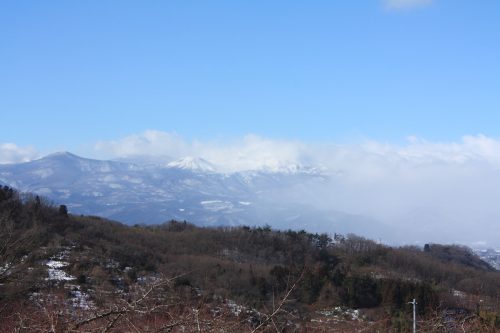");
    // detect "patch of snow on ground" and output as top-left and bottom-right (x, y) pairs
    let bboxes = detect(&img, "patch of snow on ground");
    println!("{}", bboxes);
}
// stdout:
(452, 289), (466, 298)
(314, 307), (361, 323)
(226, 299), (245, 316)
(66, 284), (94, 310)
(0, 263), (11, 276)
(47, 259), (69, 269)
(46, 249), (76, 281)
